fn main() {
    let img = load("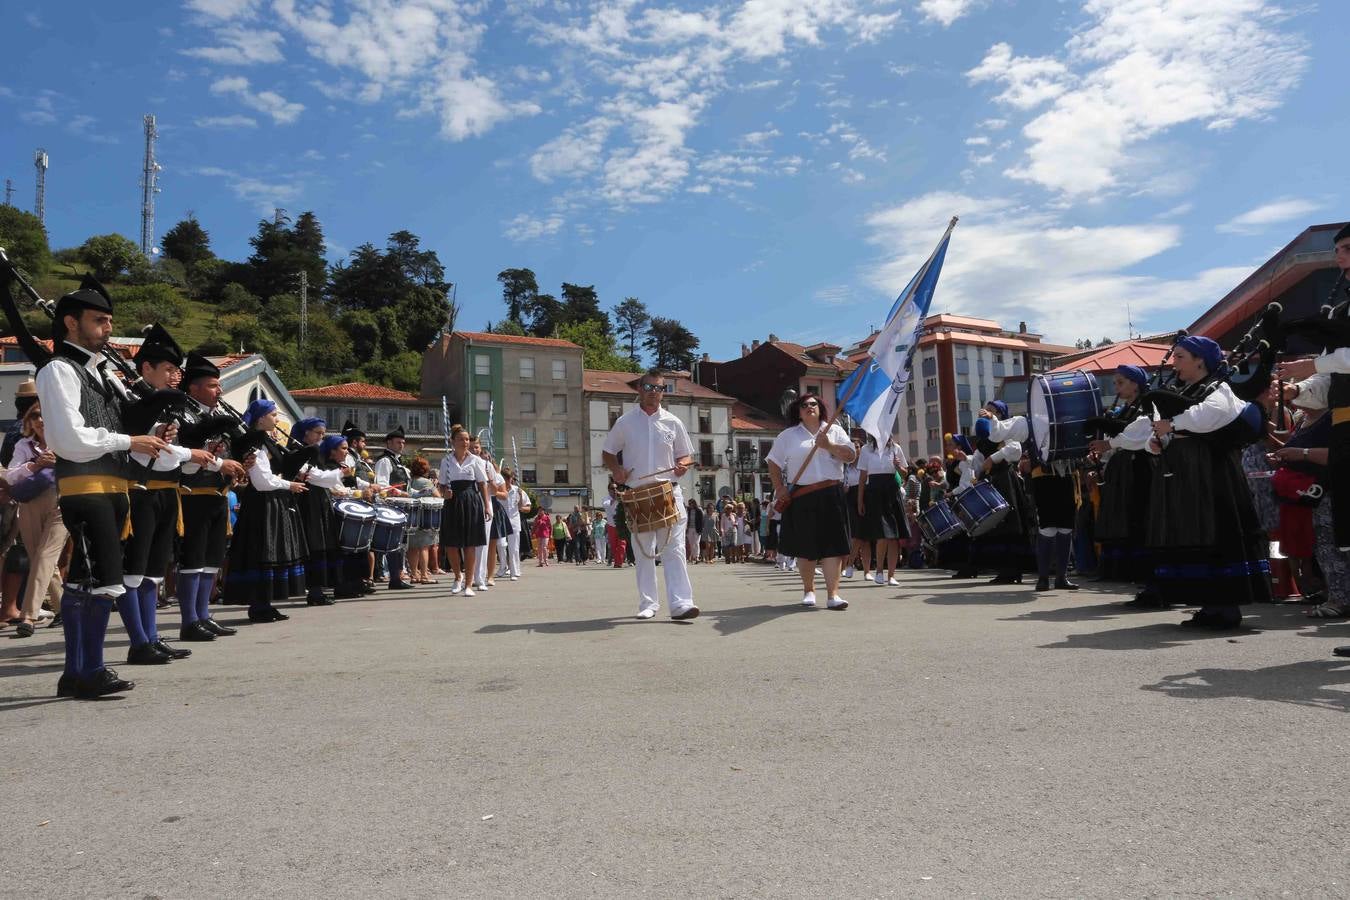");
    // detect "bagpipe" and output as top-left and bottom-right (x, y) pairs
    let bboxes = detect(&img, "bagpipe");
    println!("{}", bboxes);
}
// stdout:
(1280, 272), (1350, 352)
